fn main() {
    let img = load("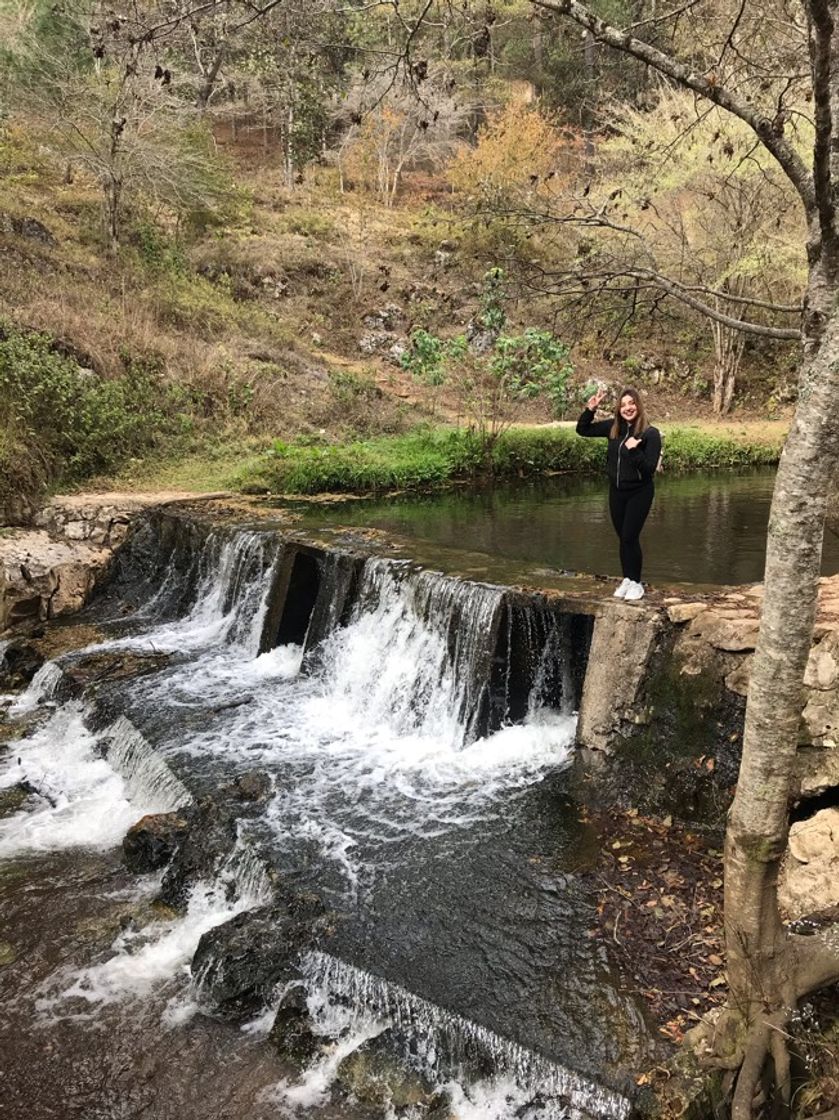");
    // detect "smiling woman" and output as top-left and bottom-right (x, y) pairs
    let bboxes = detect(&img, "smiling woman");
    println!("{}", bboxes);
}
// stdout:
(575, 386), (663, 601)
